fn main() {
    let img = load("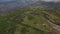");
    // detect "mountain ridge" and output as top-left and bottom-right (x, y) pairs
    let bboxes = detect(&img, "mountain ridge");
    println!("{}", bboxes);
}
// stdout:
(31, 1), (60, 7)
(0, 0), (60, 12)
